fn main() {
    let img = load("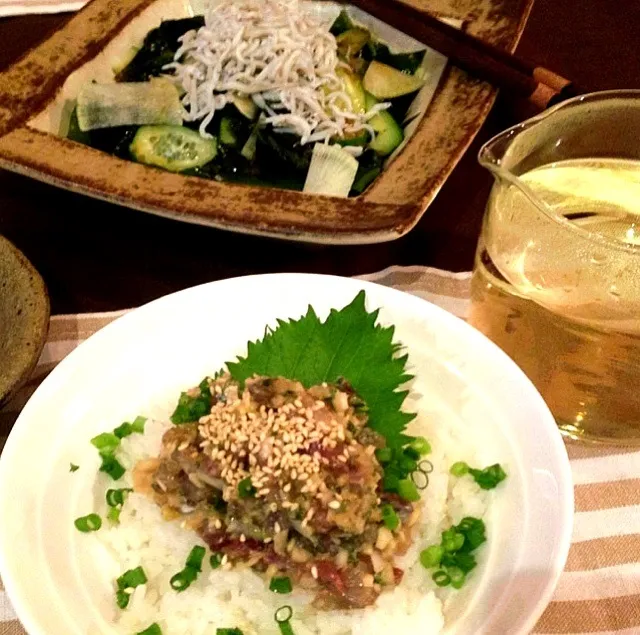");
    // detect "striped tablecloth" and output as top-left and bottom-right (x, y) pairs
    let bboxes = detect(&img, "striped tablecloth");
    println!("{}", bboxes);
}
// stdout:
(1, 266), (639, 635)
